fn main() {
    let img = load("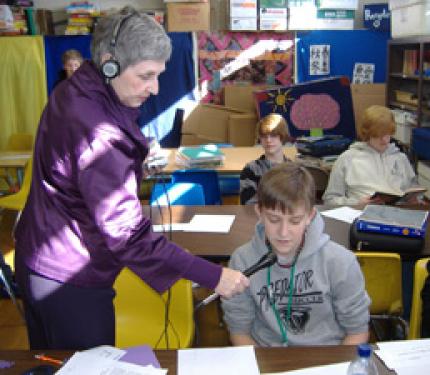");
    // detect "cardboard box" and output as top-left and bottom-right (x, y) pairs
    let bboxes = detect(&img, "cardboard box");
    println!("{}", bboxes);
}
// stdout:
(228, 113), (258, 146)
(224, 84), (274, 113)
(317, 0), (359, 9)
(350, 83), (386, 132)
(259, 8), (288, 30)
(230, 0), (257, 18)
(182, 104), (246, 143)
(167, 2), (210, 32)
